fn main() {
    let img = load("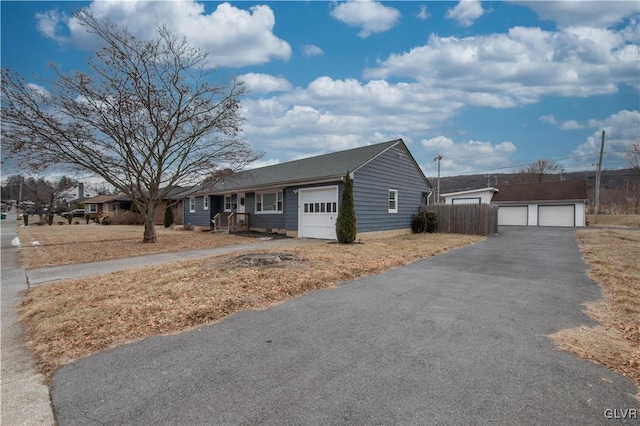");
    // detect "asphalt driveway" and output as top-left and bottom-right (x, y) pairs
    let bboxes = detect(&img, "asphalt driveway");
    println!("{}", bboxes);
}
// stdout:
(51, 227), (639, 425)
